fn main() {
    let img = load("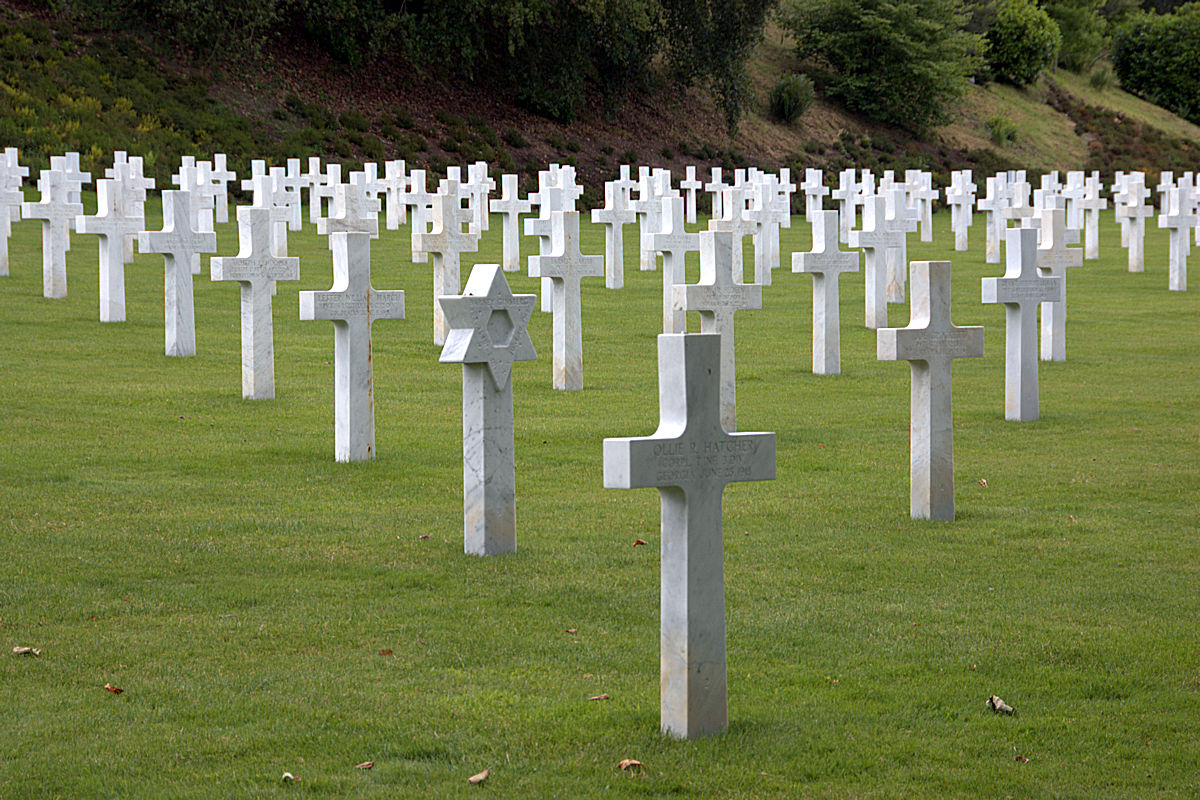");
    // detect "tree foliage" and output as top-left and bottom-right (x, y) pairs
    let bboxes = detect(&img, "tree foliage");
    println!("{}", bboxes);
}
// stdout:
(1044, 0), (1107, 71)
(985, 0), (1062, 85)
(1112, 3), (1200, 124)
(50, 0), (777, 132)
(782, 0), (981, 132)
